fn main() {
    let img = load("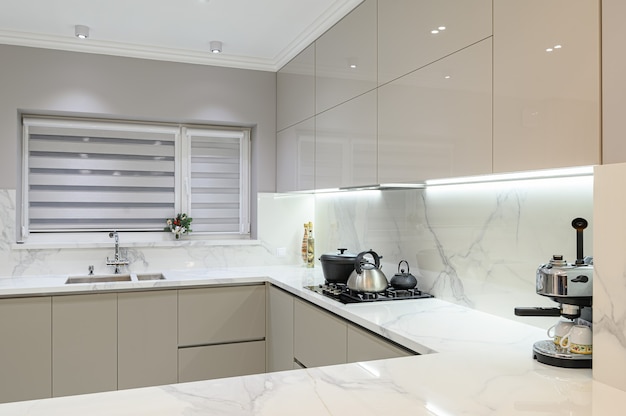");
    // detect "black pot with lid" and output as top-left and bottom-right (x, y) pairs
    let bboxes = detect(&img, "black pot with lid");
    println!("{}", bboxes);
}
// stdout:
(390, 260), (418, 290)
(319, 248), (358, 283)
